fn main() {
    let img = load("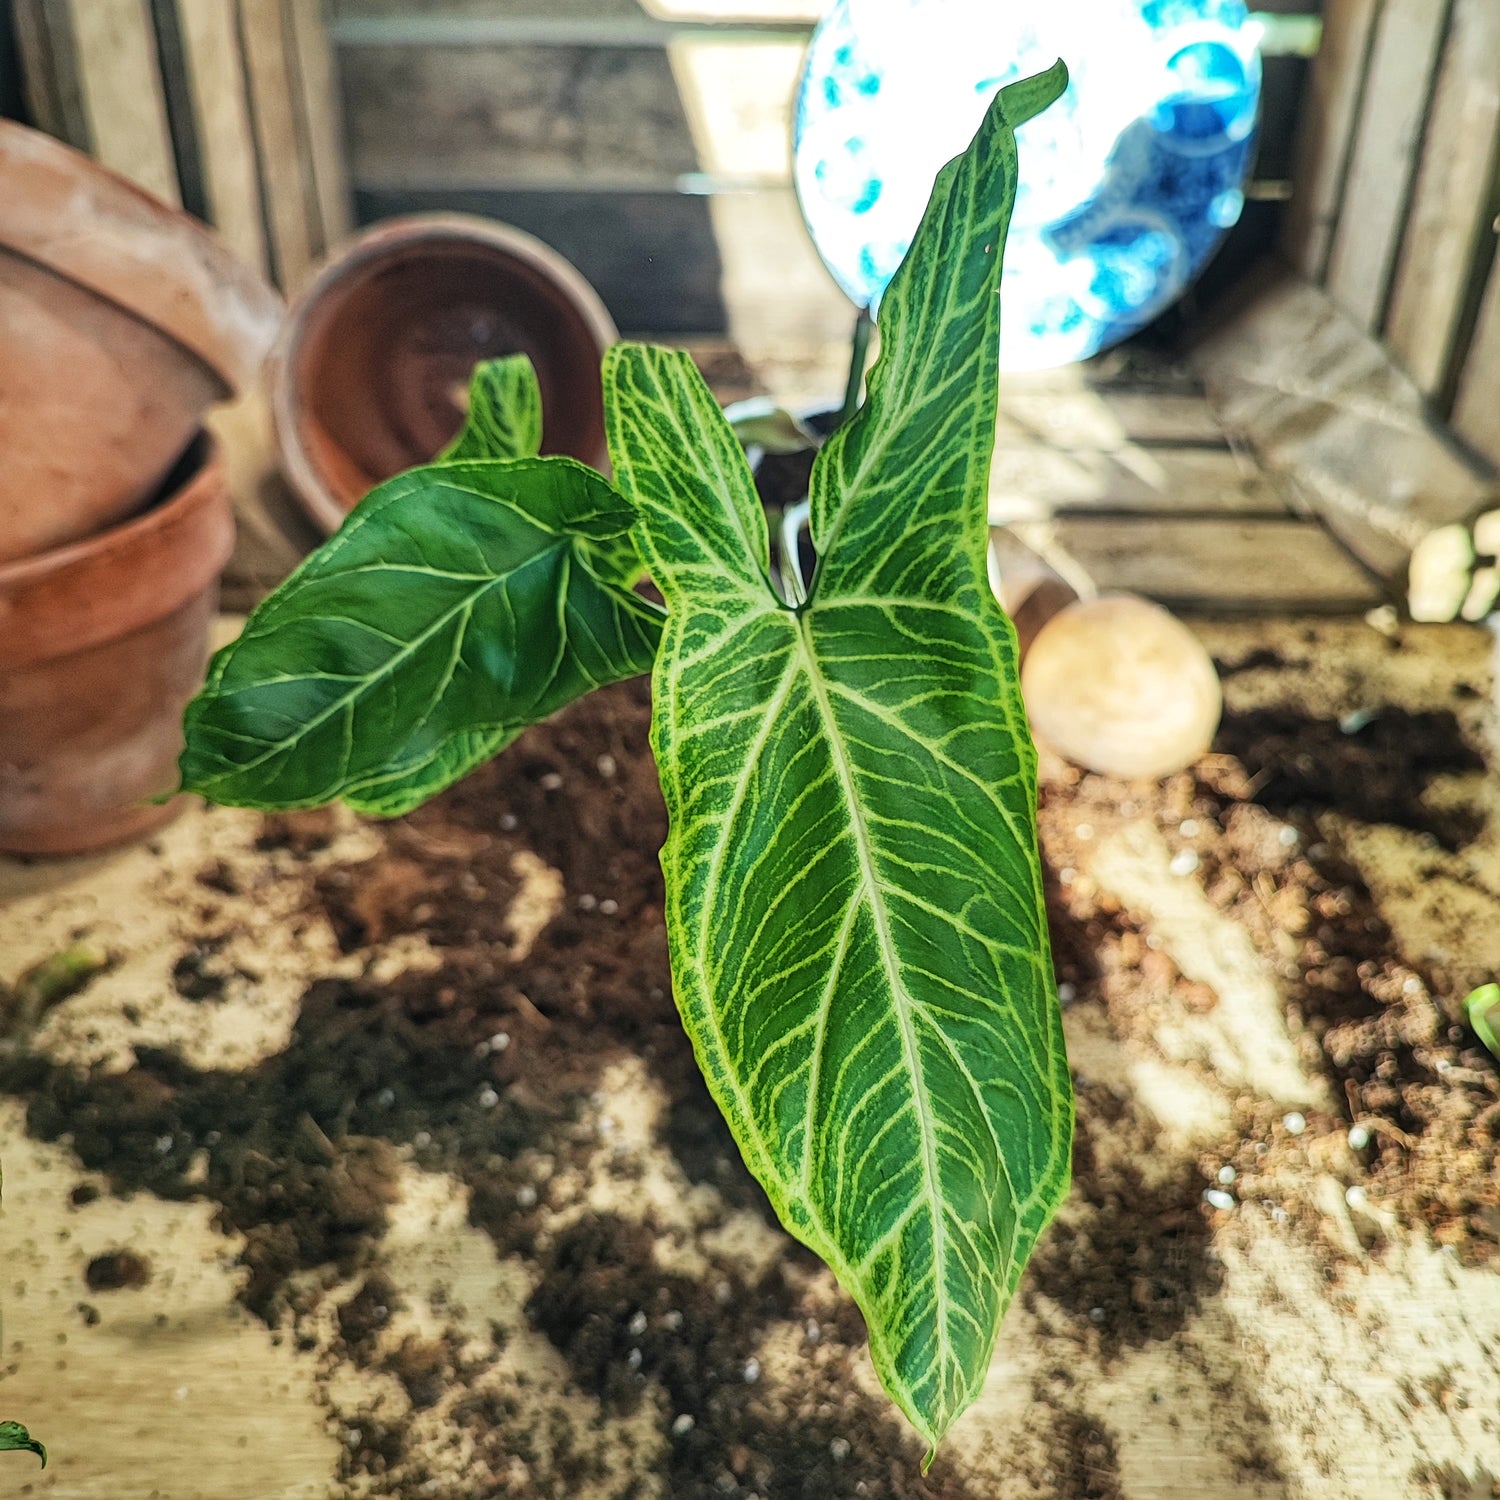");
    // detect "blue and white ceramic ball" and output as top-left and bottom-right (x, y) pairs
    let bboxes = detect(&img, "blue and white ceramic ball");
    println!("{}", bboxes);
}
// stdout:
(794, 0), (1262, 370)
